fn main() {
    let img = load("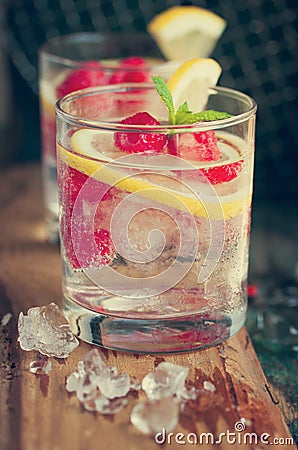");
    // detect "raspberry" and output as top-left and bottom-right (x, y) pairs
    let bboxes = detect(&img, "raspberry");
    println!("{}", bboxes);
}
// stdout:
(167, 130), (221, 161)
(94, 228), (115, 265)
(110, 70), (148, 84)
(201, 160), (243, 184)
(166, 130), (243, 184)
(119, 57), (147, 67)
(167, 134), (179, 156)
(194, 131), (221, 161)
(56, 62), (106, 98)
(58, 162), (115, 269)
(114, 112), (168, 153)
(109, 57), (149, 84)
